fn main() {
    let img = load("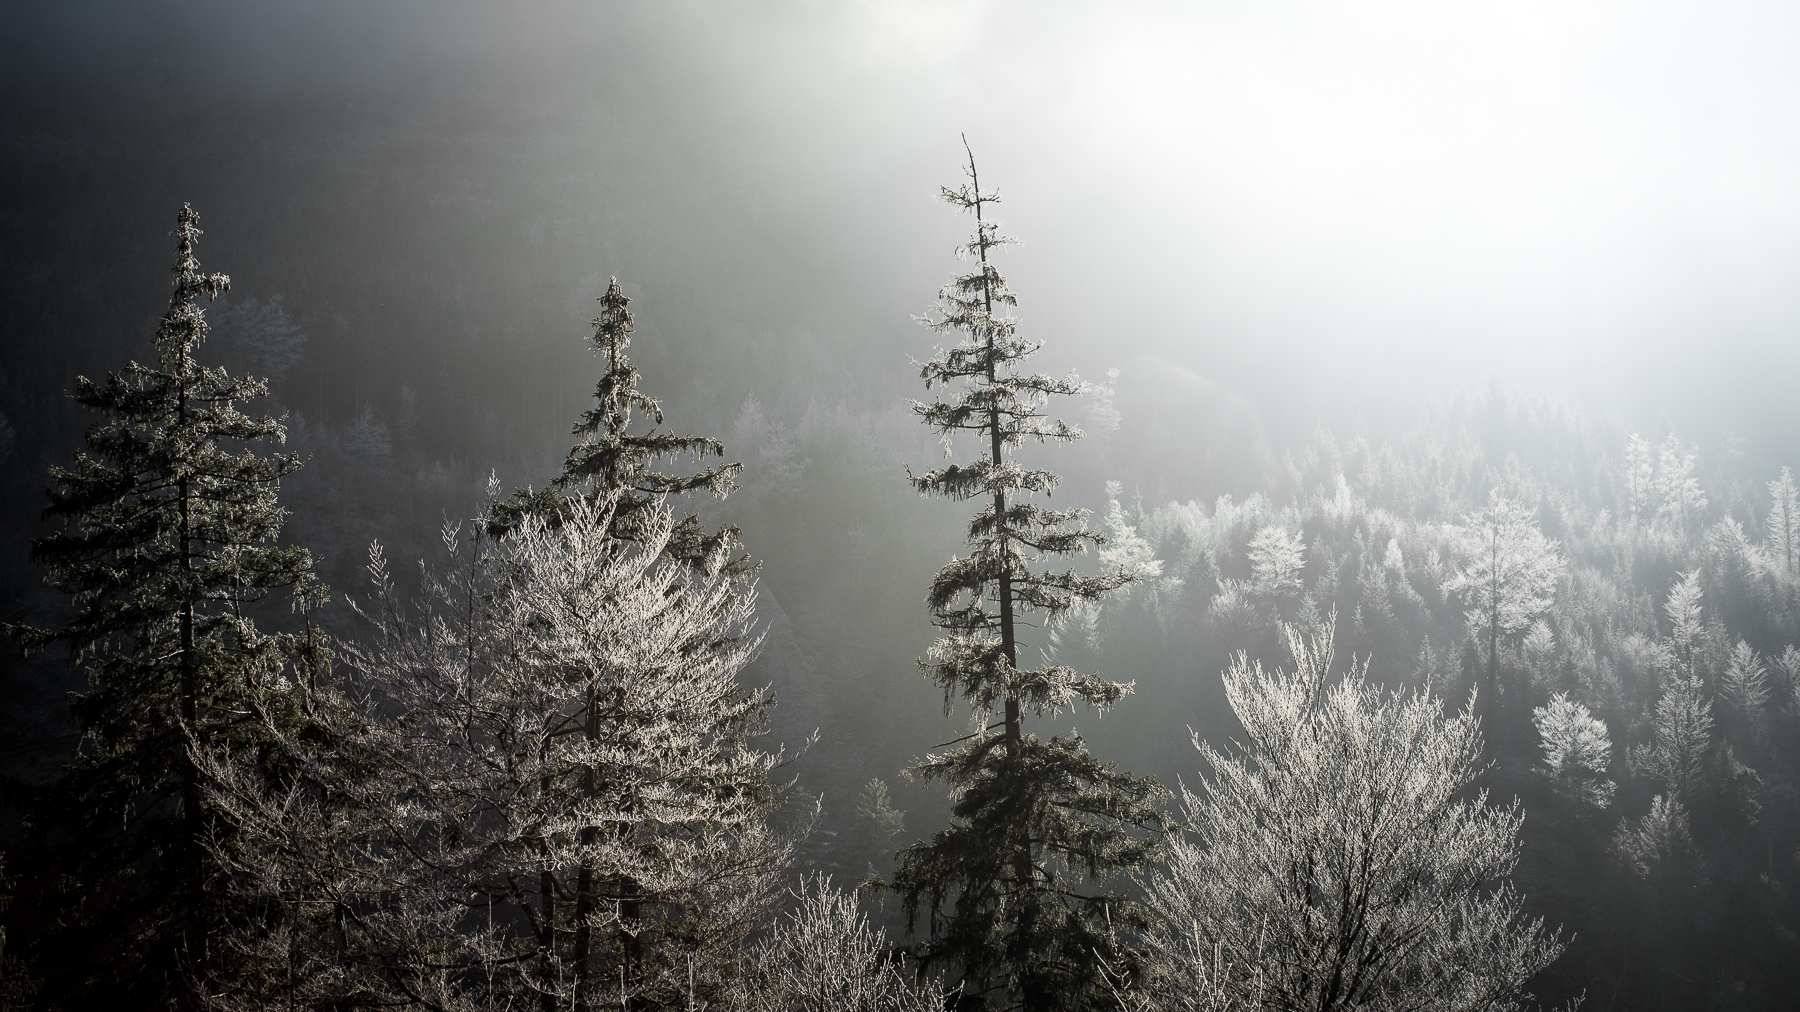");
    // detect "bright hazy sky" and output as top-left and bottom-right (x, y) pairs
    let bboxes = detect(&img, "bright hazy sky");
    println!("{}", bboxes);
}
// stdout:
(15, 0), (1800, 447)
(816, 1), (1800, 418)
